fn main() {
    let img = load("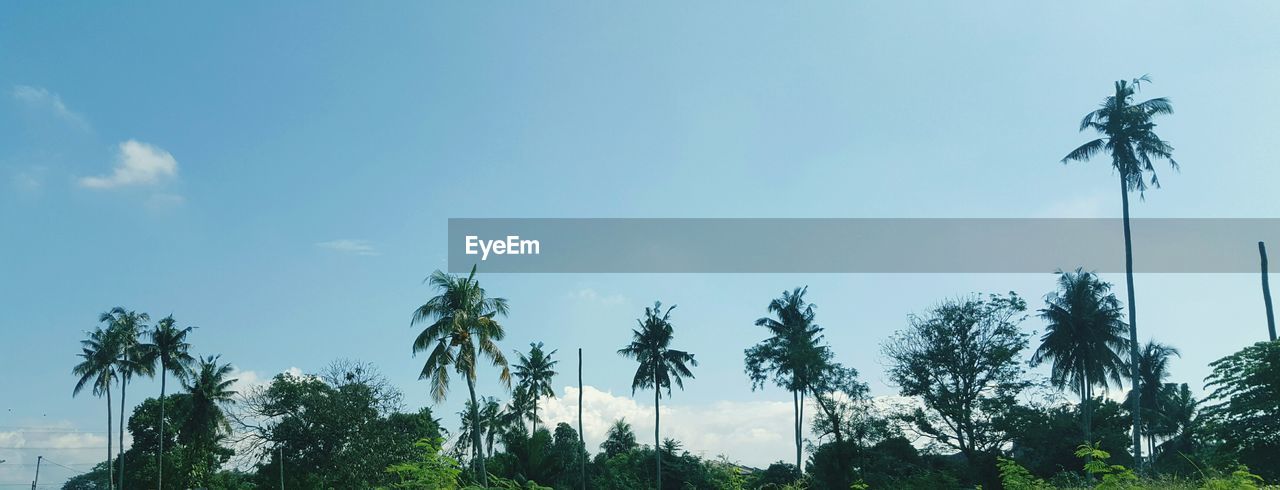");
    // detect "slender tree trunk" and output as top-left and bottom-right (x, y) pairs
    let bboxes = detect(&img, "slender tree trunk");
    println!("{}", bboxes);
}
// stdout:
(533, 397), (539, 434)
(465, 376), (487, 487)
(158, 371), (166, 490)
(107, 383), (115, 490)
(793, 388), (803, 473)
(792, 390), (801, 472)
(119, 375), (128, 489)
(1120, 174), (1144, 468)
(654, 360), (661, 490)
(578, 348), (585, 490)
(1260, 242), (1277, 341)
